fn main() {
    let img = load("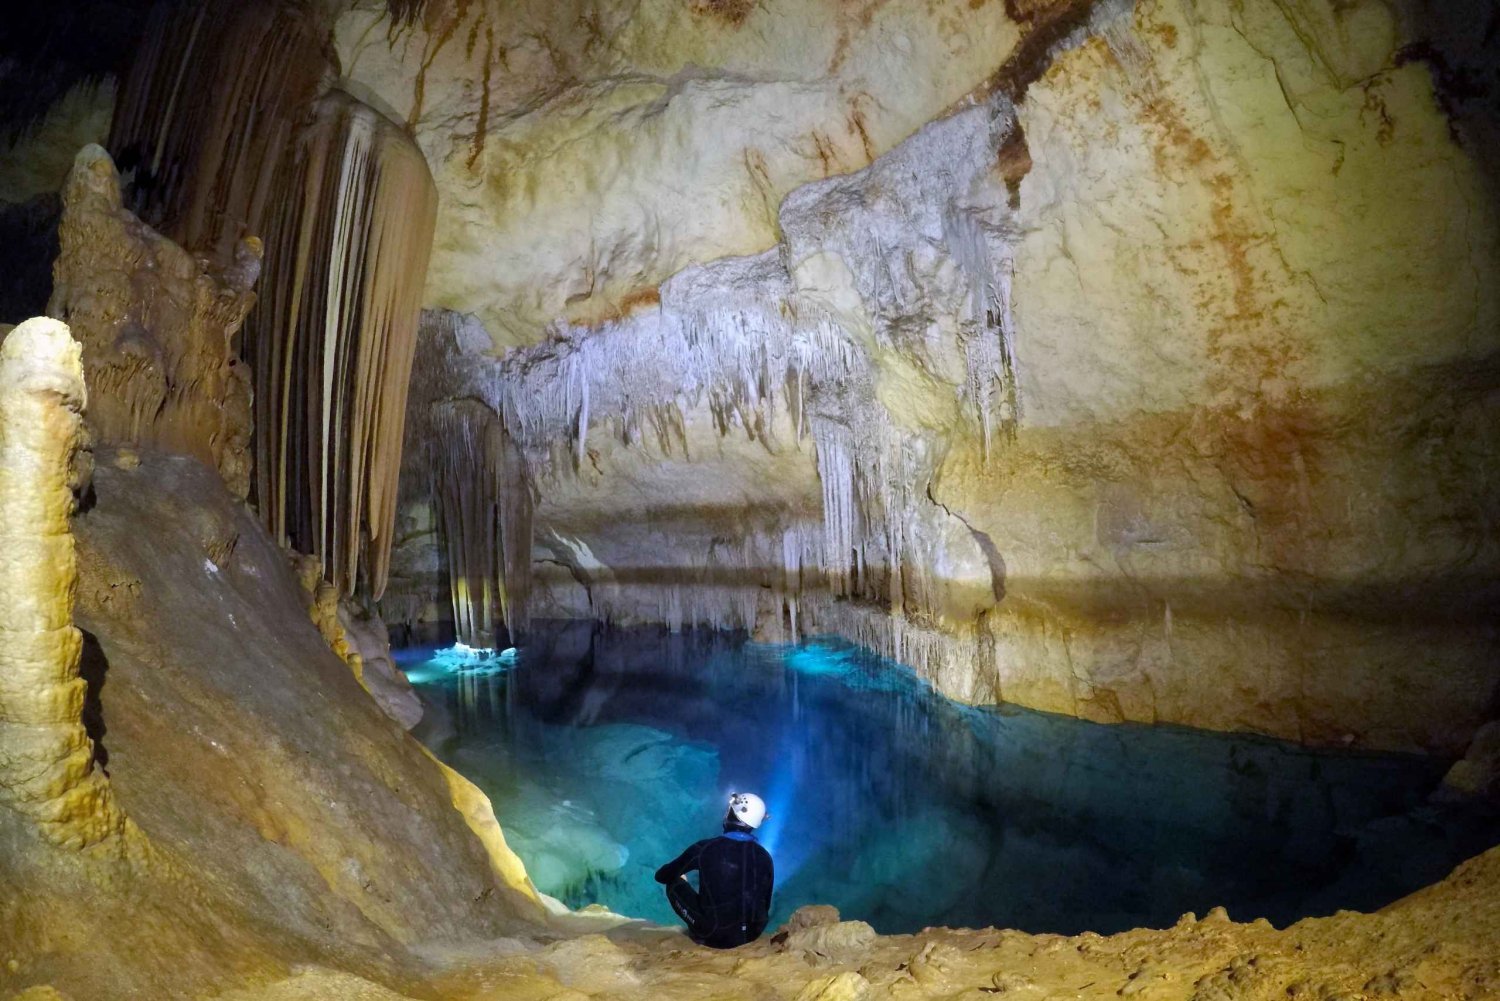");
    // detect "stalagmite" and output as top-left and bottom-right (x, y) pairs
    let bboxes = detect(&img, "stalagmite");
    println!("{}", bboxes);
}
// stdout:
(0, 318), (127, 849)
(244, 92), (438, 600)
(49, 145), (258, 500)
